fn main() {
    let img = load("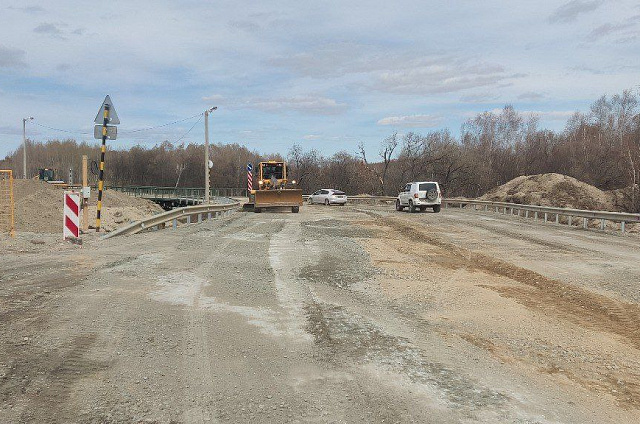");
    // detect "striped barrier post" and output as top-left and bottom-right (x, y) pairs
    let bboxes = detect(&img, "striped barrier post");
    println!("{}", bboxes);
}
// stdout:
(63, 191), (80, 240)
(247, 163), (253, 192)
